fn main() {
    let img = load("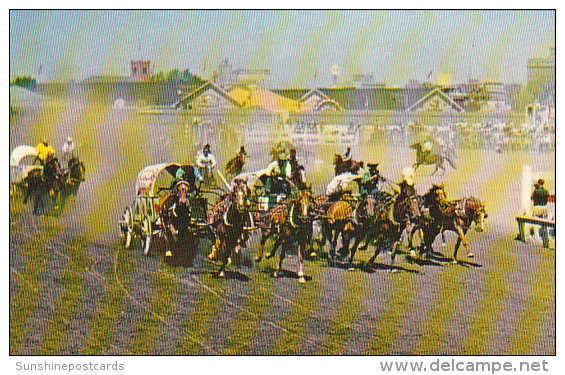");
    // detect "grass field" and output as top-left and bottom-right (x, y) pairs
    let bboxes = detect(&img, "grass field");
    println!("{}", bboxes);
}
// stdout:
(9, 106), (555, 355)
